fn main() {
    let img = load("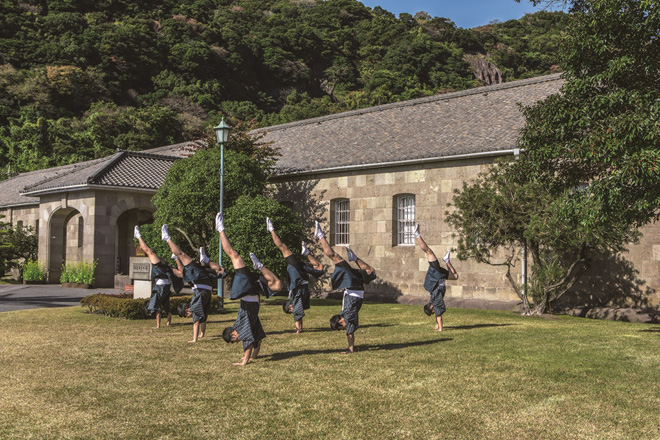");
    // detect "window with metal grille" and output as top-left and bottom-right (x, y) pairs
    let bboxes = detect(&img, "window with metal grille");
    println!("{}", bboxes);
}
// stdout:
(333, 199), (350, 245)
(396, 194), (415, 245)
